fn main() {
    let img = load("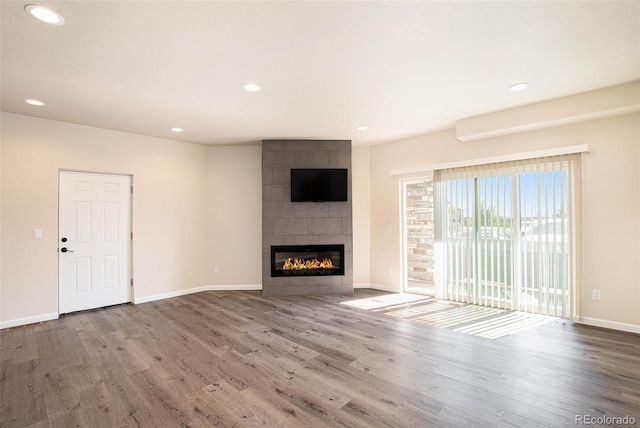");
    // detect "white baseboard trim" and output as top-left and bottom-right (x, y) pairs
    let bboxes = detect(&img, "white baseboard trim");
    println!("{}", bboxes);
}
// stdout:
(1, 312), (59, 330)
(577, 317), (640, 334)
(353, 283), (371, 289)
(134, 284), (263, 304)
(368, 283), (403, 293)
